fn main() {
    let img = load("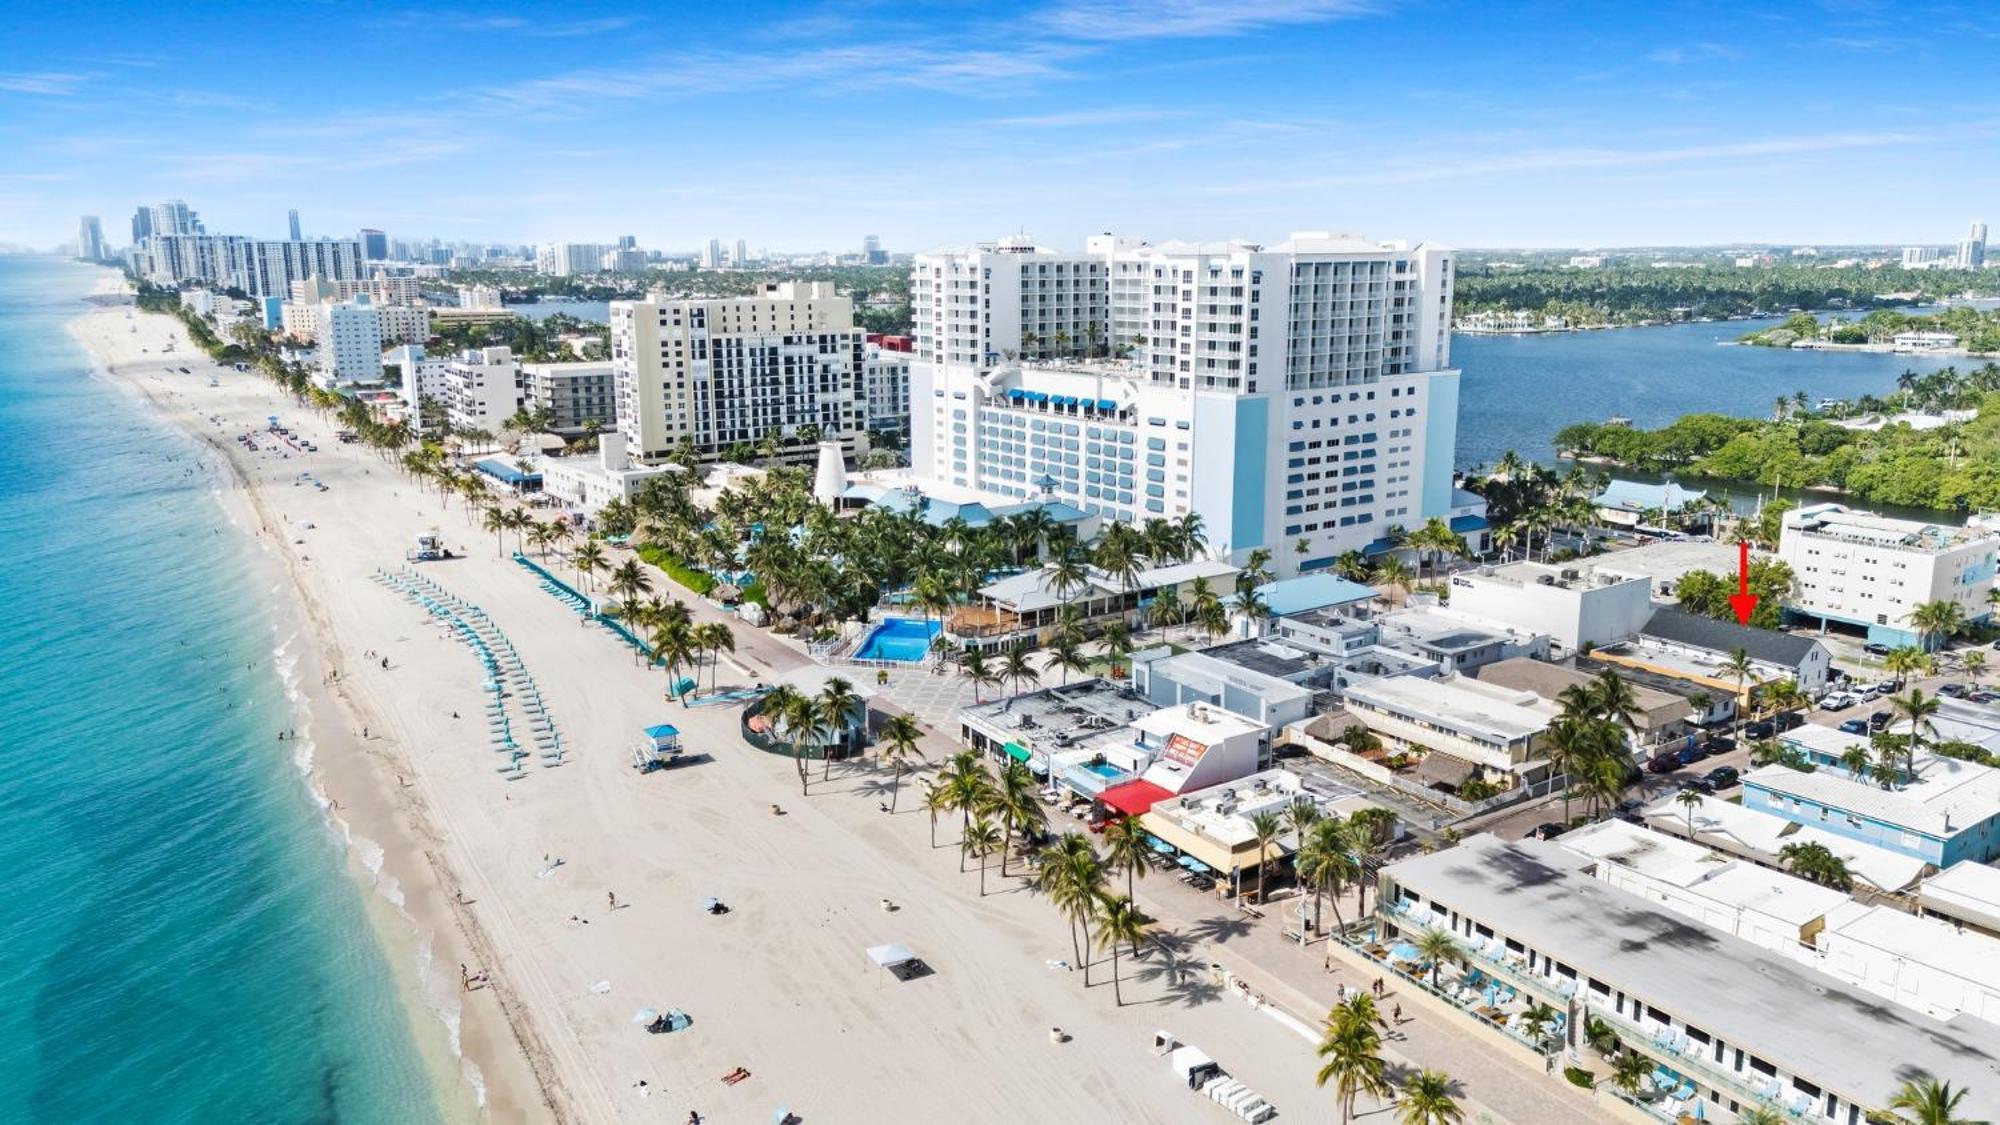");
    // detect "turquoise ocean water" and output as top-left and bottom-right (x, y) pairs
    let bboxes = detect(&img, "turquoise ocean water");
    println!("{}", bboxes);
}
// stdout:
(0, 258), (443, 1123)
